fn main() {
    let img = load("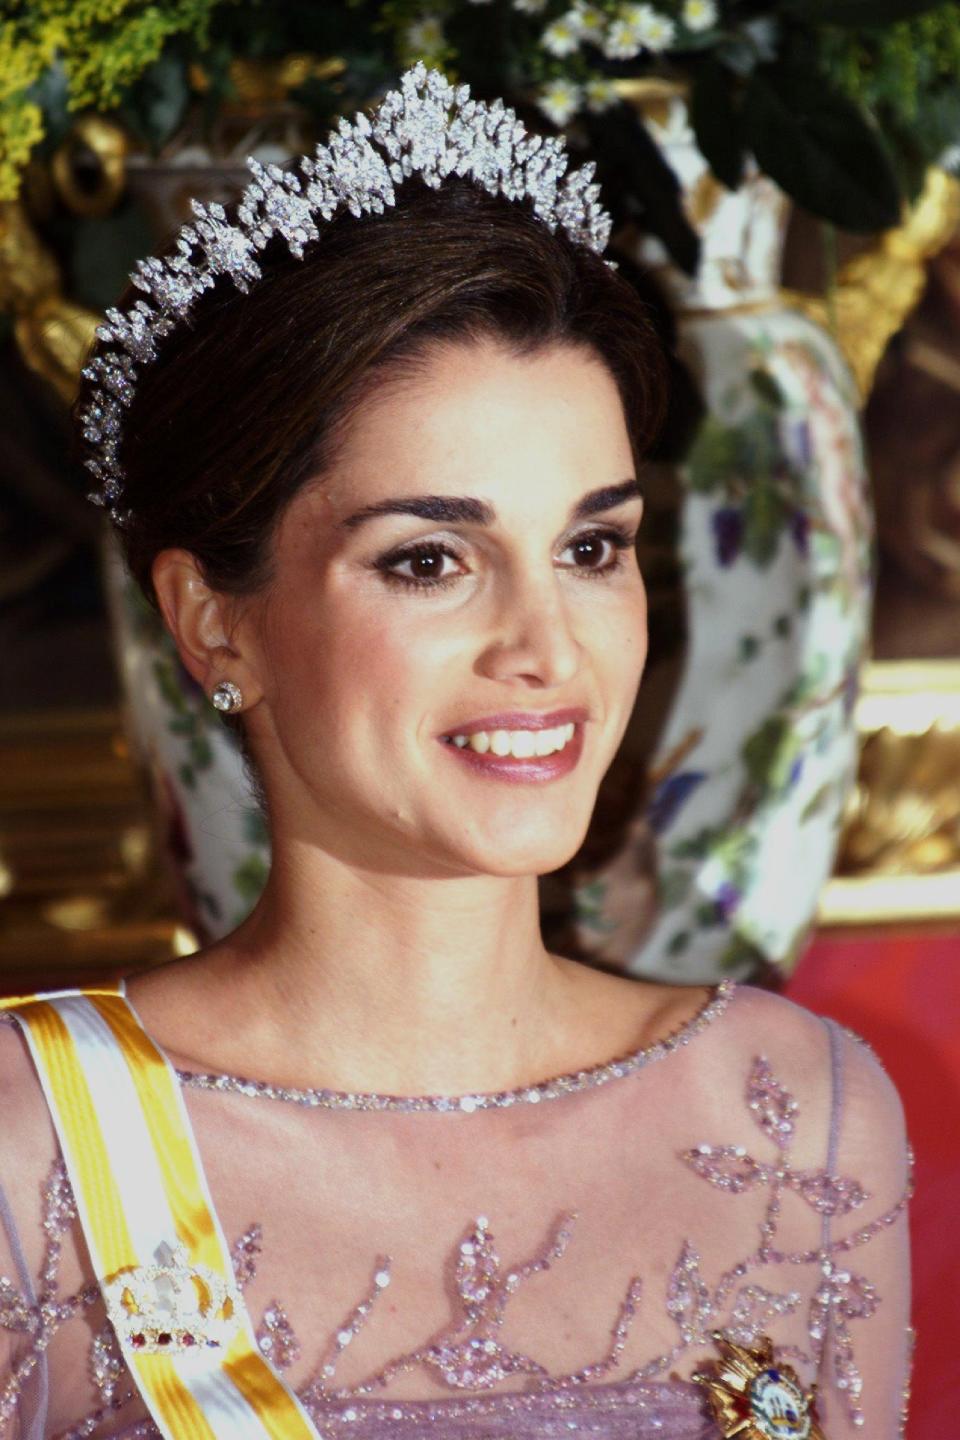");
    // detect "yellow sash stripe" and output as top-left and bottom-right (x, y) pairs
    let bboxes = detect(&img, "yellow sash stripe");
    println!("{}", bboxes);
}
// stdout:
(15, 1001), (138, 1276)
(0, 983), (122, 1009)
(11, 999), (219, 1439)
(224, 1341), (326, 1439)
